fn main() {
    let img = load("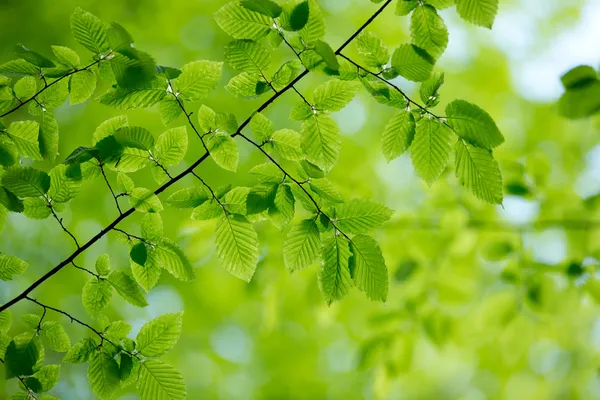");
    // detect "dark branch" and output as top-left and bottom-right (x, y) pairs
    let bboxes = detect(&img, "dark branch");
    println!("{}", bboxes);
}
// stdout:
(99, 164), (122, 215)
